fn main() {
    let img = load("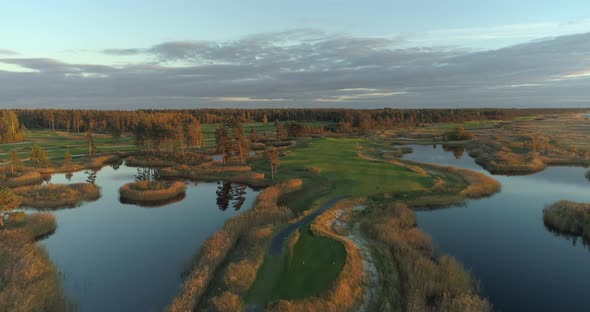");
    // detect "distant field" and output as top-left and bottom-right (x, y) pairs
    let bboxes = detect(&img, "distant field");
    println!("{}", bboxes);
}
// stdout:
(0, 130), (136, 164)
